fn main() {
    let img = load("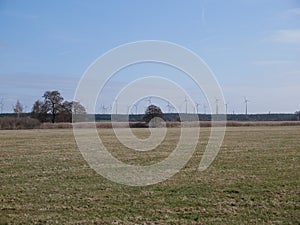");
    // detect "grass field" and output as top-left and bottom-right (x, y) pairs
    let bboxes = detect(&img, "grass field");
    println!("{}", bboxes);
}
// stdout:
(0, 126), (299, 224)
